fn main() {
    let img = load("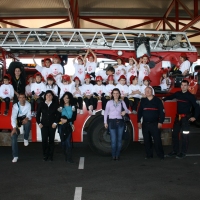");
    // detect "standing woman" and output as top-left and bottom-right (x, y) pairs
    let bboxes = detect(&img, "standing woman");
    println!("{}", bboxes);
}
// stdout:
(36, 90), (60, 161)
(104, 88), (129, 160)
(58, 92), (77, 163)
(11, 67), (26, 104)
